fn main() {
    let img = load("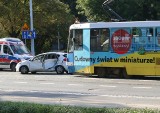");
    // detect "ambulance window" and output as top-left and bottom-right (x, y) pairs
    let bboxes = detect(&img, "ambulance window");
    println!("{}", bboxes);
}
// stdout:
(3, 45), (13, 55)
